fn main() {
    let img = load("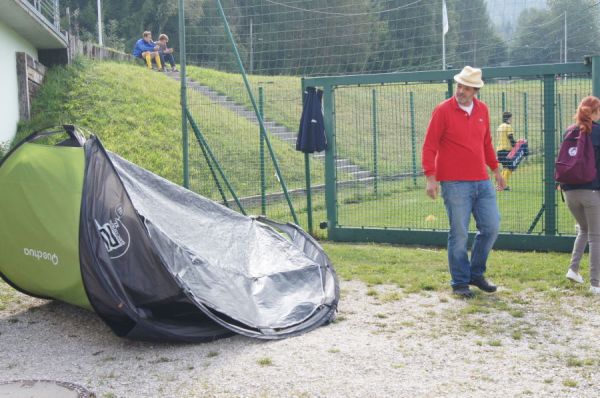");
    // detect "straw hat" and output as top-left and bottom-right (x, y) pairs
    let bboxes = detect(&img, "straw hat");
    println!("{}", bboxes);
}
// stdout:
(454, 66), (484, 88)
